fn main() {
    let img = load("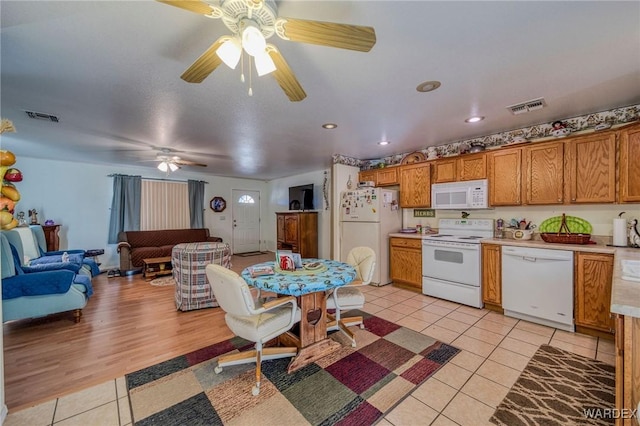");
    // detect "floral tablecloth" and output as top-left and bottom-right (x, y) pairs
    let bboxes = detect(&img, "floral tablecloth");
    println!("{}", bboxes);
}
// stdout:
(241, 259), (357, 296)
